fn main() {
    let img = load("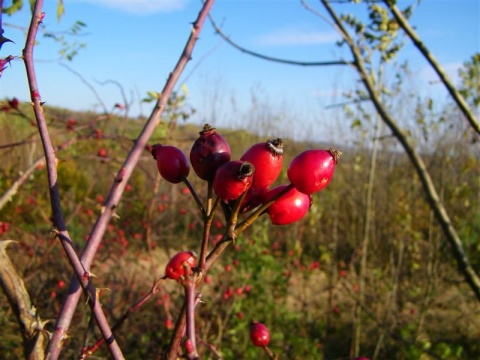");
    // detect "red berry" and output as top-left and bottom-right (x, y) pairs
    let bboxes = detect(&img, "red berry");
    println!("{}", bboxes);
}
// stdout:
(184, 338), (195, 354)
(165, 318), (174, 330)
(287, 148), (342, 195)
(250, 321), (270, 347)
(213, 161), (255, 201)
(164, 251), (197, 280)
(152, 144), (190, 184)
(8, 97), (19, 109)
(265, 185), (311, 225)
(1, 222), (10, 232)
(97, 148), (108, 158)
(66, 118), (76, 130)
(240, 138), (283, 190)
(190, 124), (231, 181)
